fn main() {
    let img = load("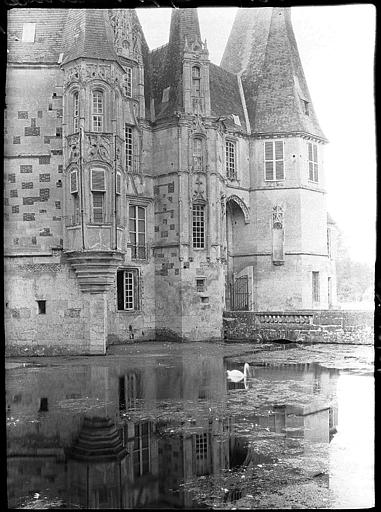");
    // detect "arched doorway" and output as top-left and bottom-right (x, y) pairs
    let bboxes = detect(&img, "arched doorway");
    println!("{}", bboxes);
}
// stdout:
(225, 196), (250, 311)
